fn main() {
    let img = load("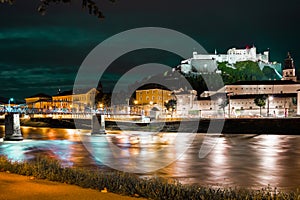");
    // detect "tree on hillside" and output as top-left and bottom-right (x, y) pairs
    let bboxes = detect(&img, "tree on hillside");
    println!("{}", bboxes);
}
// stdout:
(254, 95), (266, 117)
(218, 61), (267, 84)
(1, 0), (116, 20)
(262, 66), (279, 80)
